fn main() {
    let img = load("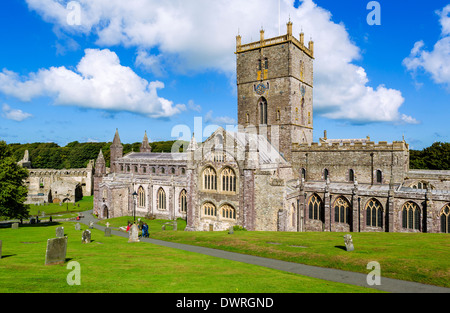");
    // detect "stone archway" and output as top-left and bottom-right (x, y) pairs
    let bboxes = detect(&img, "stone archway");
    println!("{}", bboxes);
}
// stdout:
(102, 205), (109, 219)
